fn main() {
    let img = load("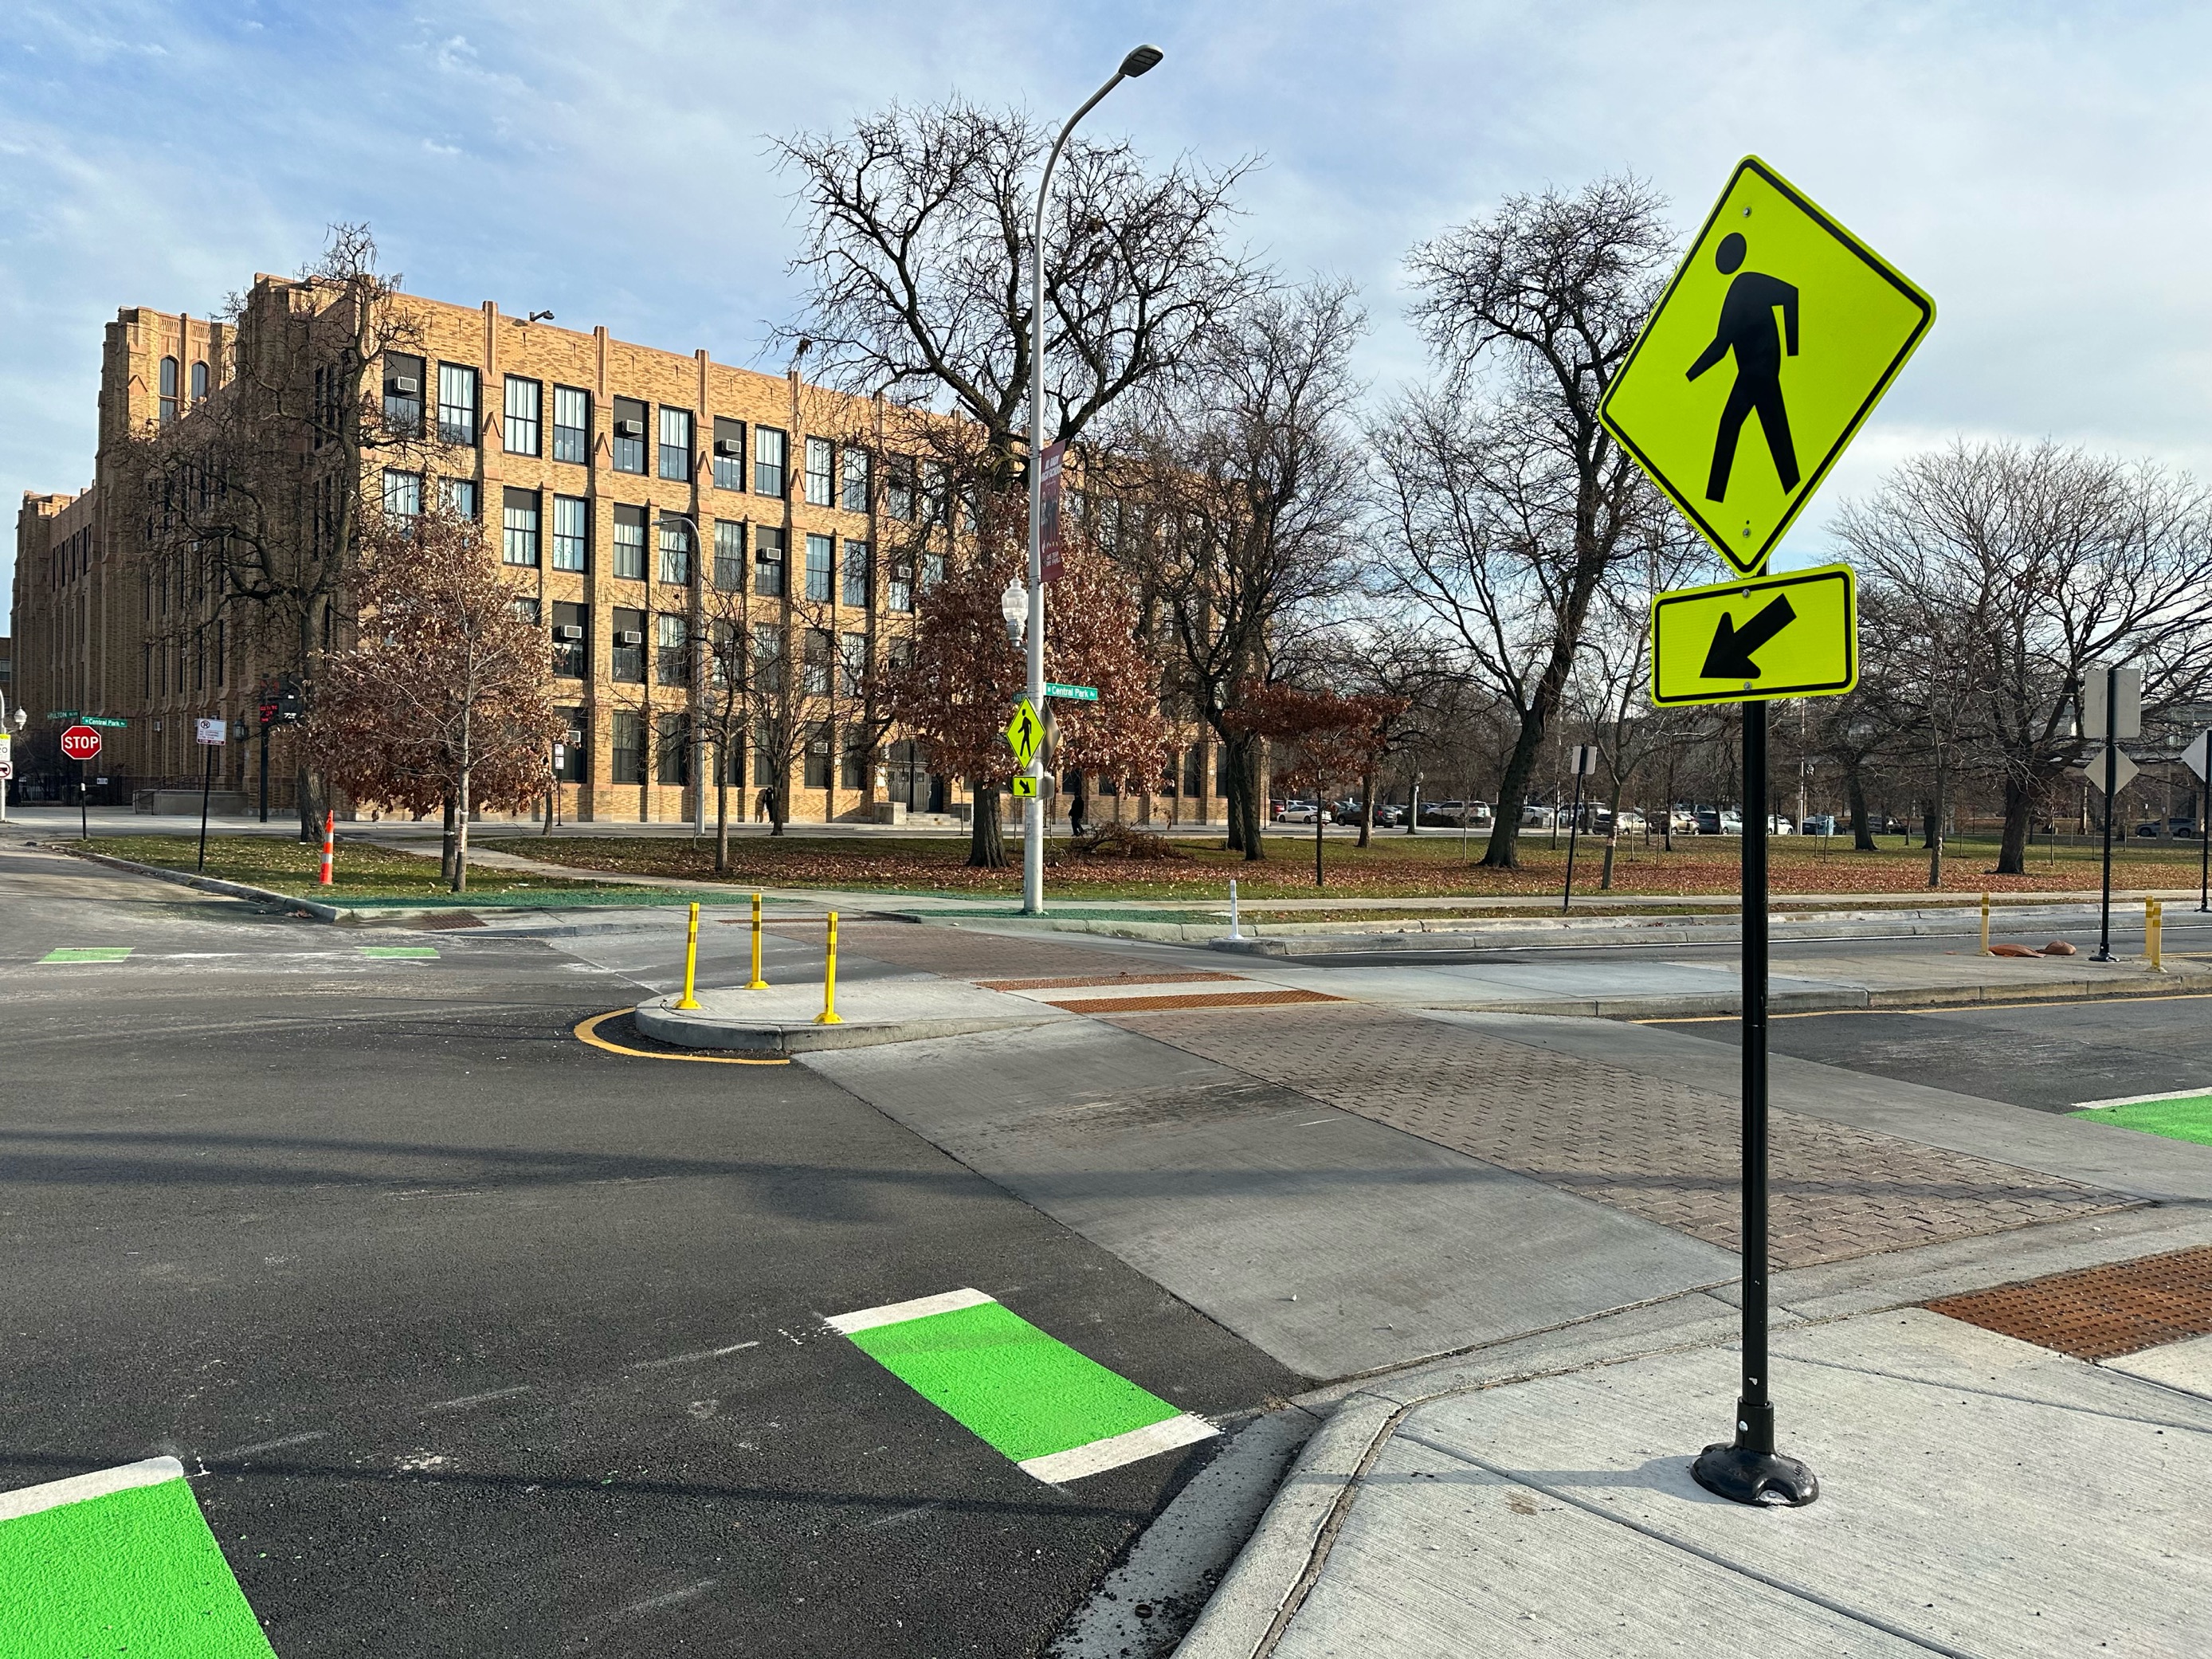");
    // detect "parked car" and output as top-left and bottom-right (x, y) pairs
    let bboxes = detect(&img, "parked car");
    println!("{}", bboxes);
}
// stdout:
(1767, 814), (1795, 835)
(1666, 808), (1700, 836)
(1420, 799), (1486, 826)
(1611, 808), (1647, 833)
(1371, 803), (1406, 828)
(1694, 809), (1721, 835)
(1277, 801), (1332, 825)
(1802, 814), (1837, 836)
(1521, 803), (1555, 828)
